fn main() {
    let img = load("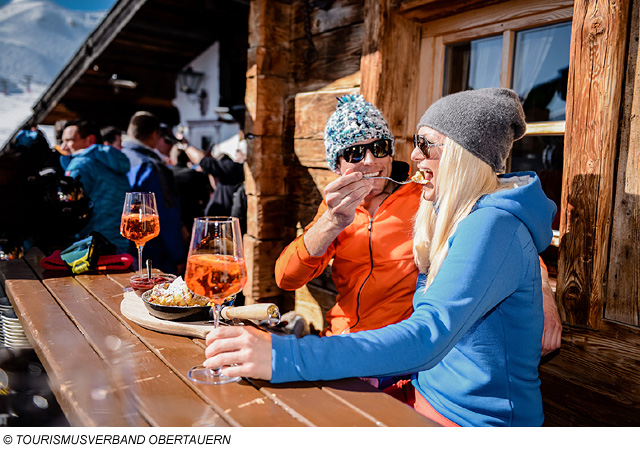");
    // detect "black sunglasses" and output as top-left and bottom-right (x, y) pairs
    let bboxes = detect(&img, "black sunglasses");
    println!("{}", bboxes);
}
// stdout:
(413, 134), (444, 158)
(338, 139), (393, 164)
